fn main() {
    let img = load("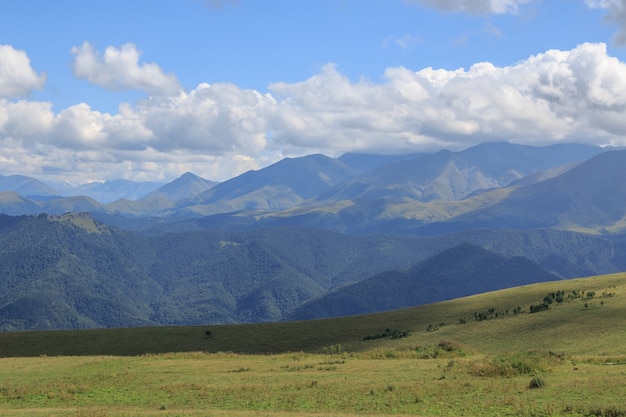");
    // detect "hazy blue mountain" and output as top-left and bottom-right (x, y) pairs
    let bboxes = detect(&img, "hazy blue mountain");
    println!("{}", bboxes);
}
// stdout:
(67, 179), (166, 203)
(0, 192), (42, 215)
(141, 172), (217, 201)
(0, 142), (616, 228)
(419, 149), (626, 234)
(337, 152), (427, 173)
(168, 154), (360, 216)
(0, 174), (60, 197)
(287, 243), (560, 320)
(79, 173), (217, 218)
(314, 142), (606, 204)
(456, 141), (607, 179)
(39, 195), (106, 215)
